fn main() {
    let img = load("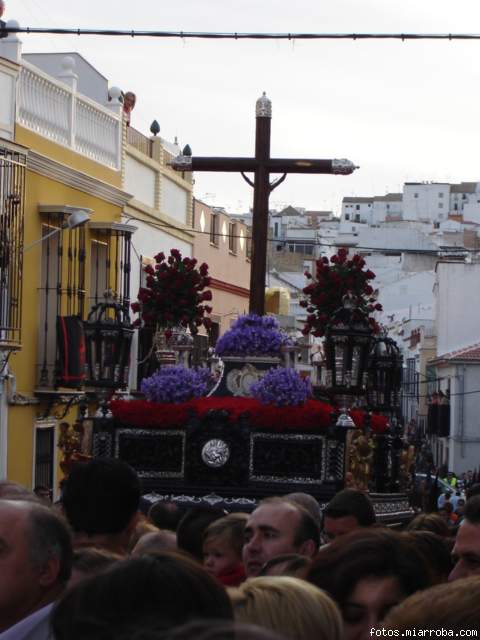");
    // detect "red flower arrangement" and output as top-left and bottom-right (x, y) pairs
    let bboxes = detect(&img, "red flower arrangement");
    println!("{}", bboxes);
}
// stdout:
(109, 397), (389, 434)
(301, 248), (382, 337)
(131, 249), (213, 336)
